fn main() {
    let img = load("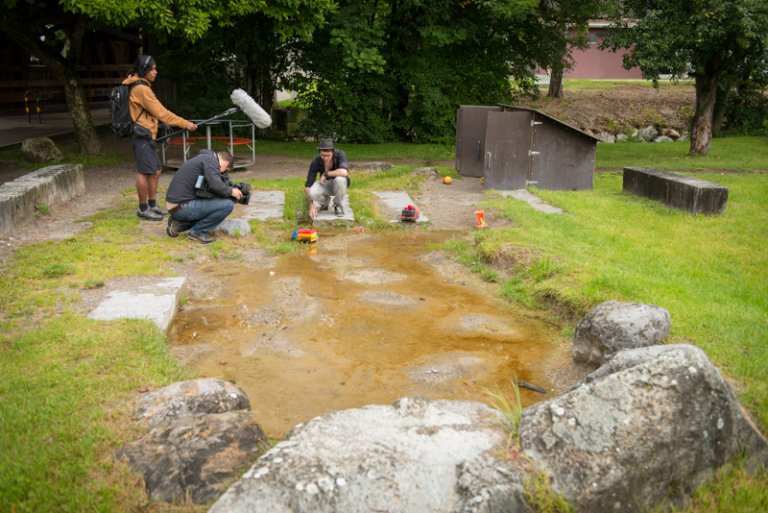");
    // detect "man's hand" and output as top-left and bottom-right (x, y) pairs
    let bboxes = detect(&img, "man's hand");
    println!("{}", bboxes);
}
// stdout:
(186, 122), (198, 131)
(308, 201), (317, 219)
(231, 188), (243, 201)
(326, 168), (348, 178)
